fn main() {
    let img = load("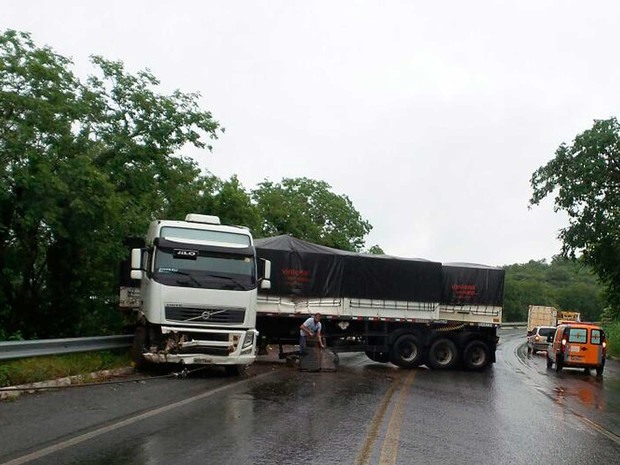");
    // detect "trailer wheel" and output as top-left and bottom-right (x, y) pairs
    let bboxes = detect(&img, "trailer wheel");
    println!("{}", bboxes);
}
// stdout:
(365, 351), (390, 363)
(390, 334), (424, 368)
(463, 341), (490, 370)
(427, 338), (458, 370)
